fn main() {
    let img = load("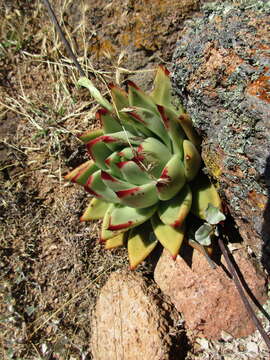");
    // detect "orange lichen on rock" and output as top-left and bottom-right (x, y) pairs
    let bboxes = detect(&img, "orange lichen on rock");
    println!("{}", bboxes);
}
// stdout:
(246, 70), (270, 103)
(248, 190), (267, 210)
(83, 0), (199, 59)
(202, 146), (223, 179)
